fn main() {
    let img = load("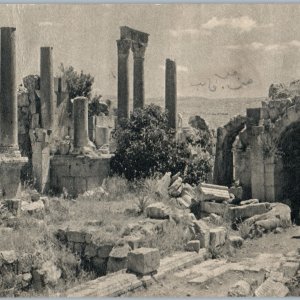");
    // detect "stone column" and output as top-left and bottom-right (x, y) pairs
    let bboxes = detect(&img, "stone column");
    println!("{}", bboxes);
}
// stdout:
(40, 47), (55, 129)
(73, 97), (90, 149)
(165, 59), (177, 130)
(132, 41), (147, 110)
(117, 39), (131, 122)
(0, 27), (18, 150)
